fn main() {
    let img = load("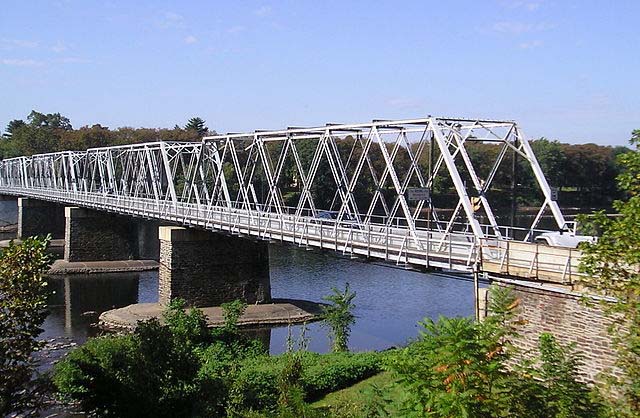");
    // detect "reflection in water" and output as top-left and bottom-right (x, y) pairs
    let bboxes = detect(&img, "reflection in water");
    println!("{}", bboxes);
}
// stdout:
(39, 245), (475, 355)
(43, 272), (159, 345)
